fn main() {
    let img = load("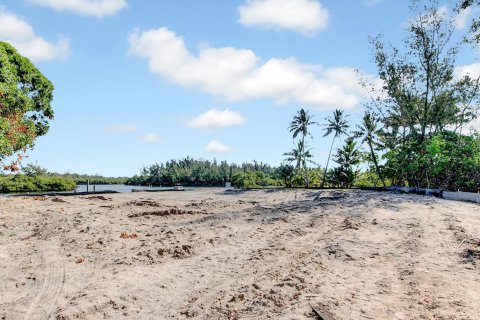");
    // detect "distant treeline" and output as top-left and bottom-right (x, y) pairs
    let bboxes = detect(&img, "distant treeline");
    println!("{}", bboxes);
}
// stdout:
(127, 157), (280, 187)
(0, 164), (128, 193)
